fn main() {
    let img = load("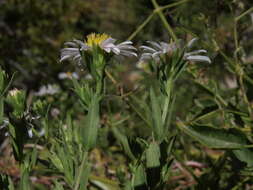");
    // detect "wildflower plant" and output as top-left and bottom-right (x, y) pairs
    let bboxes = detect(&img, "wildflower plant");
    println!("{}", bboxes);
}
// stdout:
(59, 33), (137, 189)
(117, 38), (211, 189)
(2, 0), (253, 189)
